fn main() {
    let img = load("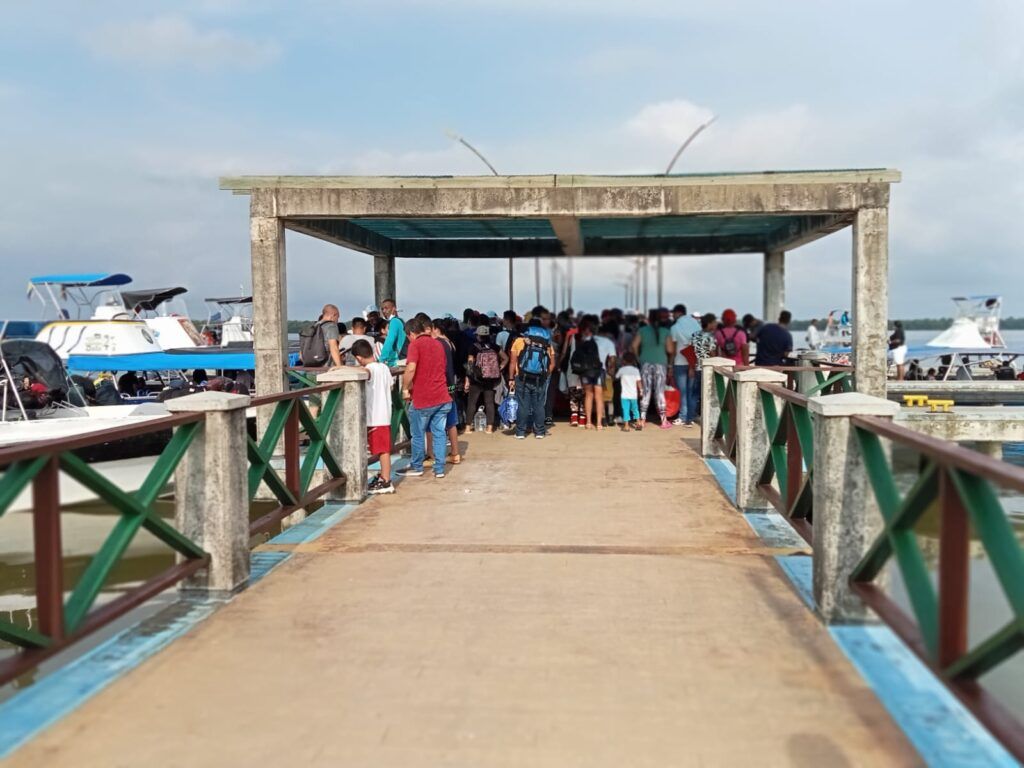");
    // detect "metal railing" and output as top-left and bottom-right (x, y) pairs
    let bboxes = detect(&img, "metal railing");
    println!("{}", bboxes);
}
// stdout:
(848, 416), (1024, 761)
(0, 378), (359, 687)
(703, 358), (1024, 759)
(247, 383), (346, 536)
(0, 413), (209, 685)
